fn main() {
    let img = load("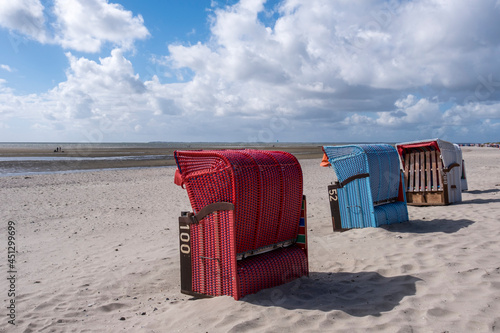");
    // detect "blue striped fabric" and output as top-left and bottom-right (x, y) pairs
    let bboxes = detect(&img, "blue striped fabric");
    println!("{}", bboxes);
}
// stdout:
(361, 144), (400, 203)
